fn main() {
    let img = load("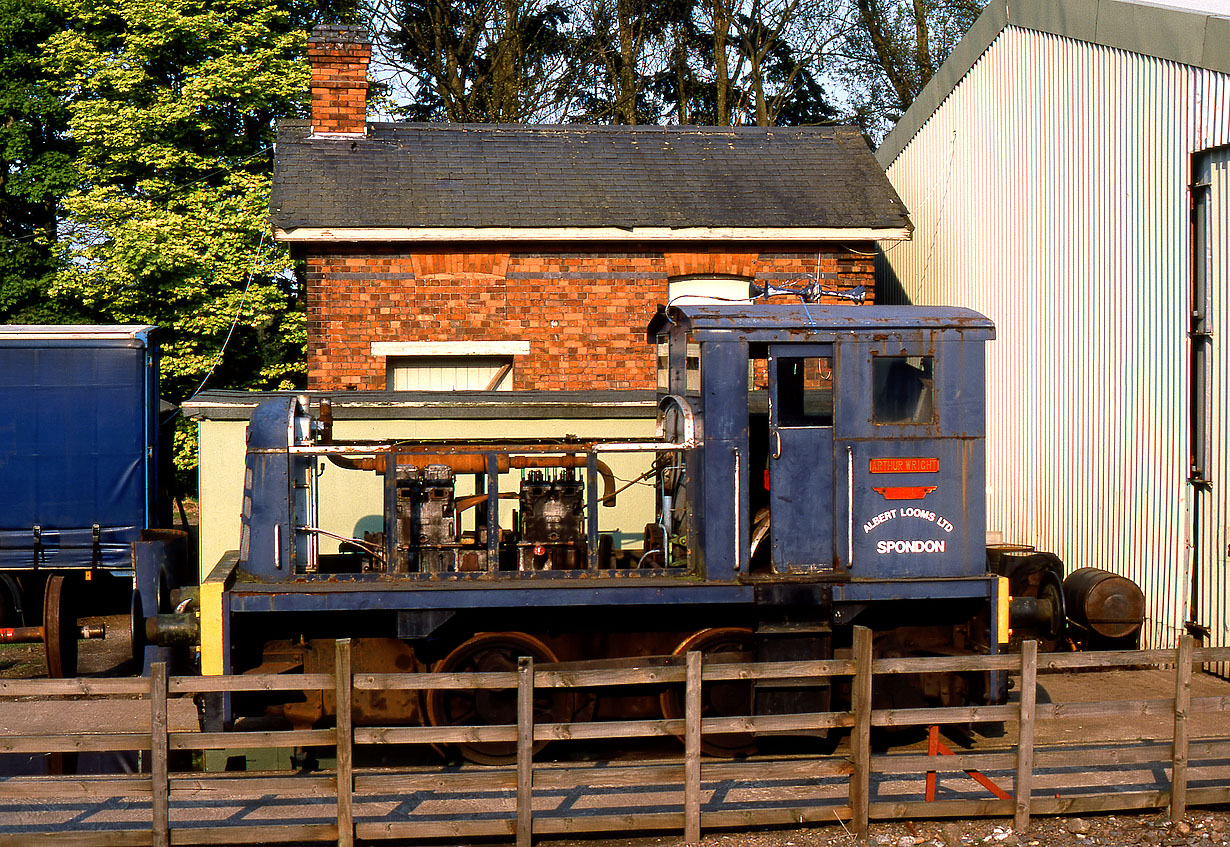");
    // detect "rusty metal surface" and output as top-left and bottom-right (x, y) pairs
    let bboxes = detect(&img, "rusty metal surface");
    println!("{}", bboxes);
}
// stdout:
(0, 626), (45, 644)
(183, 389), (660, 422)
(648, 304), (994, 341)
